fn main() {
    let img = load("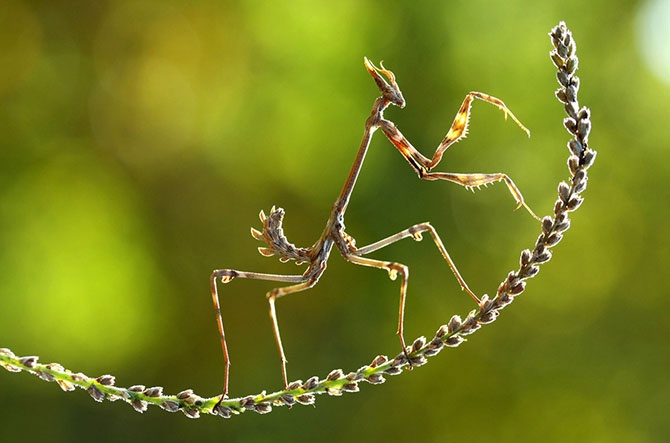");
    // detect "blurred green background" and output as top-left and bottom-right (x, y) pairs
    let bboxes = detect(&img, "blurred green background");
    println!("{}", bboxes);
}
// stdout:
(1, 0), (669, 441)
